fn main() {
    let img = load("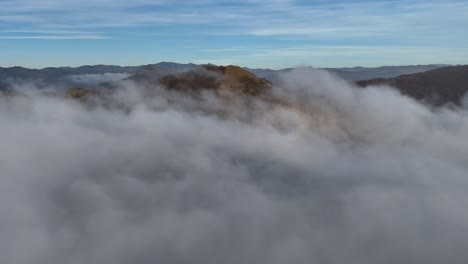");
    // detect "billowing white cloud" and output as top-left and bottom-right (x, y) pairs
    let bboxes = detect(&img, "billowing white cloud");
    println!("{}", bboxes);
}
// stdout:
(1, 69), (468, 263)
